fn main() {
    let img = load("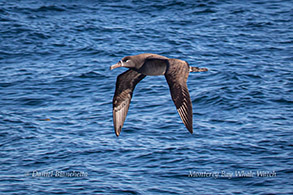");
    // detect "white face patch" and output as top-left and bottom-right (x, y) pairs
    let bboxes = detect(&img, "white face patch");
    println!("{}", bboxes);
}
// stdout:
(120, 60), (124, 66)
